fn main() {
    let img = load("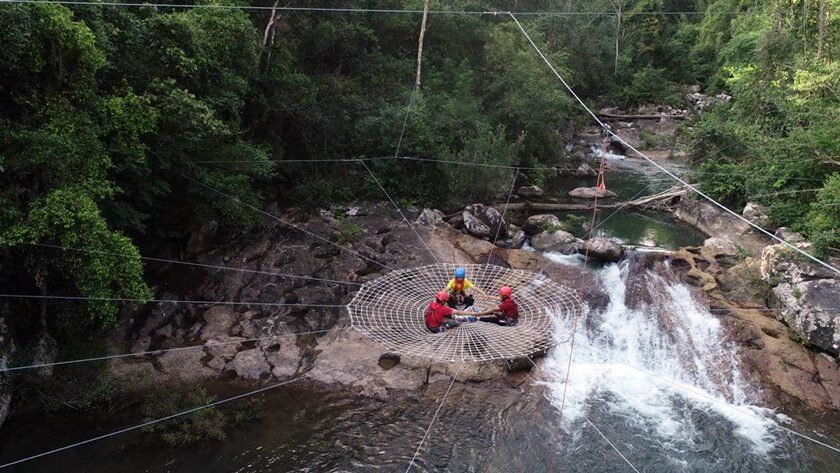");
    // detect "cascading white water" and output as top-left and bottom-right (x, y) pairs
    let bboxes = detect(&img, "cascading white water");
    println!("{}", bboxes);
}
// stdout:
(543, 259), (783, 455)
